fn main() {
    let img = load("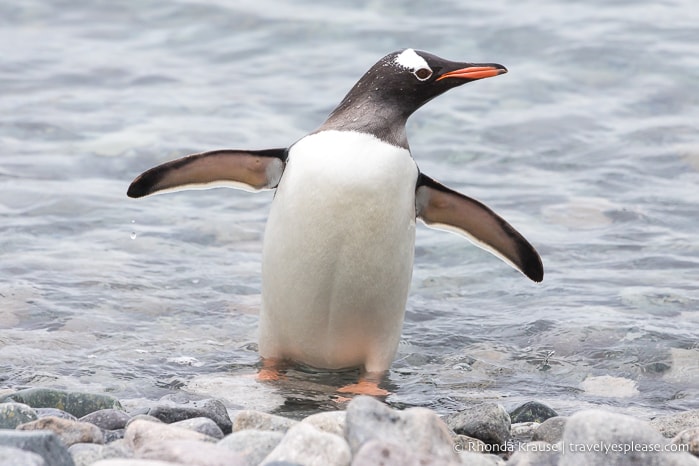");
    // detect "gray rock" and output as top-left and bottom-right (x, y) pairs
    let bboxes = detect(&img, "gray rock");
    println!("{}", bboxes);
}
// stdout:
(69, 440), (134, 466)
(0, 402), (38, 429)
(218, 429), (284, 466)
(532, 416), (568, 443)
(453, 433), (487, 453)
(125, 414), (162, 428)
(301, 411), (345, 437)
(35, 408), (77, 421)
(138, 439), (246, 466)
(80, 409), (131, 430)
(92, 460), (180, 466)
(262, 422), (350, 466)
(651, 410), (699, 438)
(0, 430), (75, 466)
(232, 410), (297, 433)
(507, 441), (561, 466)
(510, 422), (540, 443)
(125, 419), (217, 451)
(171, 417), (224, 439)
(673, 427), (699, 457)
(0, 445), (46, 466)
(351, 440), (439, 466)
(0, 388), (122, 418)
(345, 396), (459, 465)
(103, 429), (125, 443)
(17, 416), (104, 446)
(148, 399), (232, 434)
(561, 409), (699, 466)
(509, 401), (558, 424)
(445, 402), (511, 447)
(458, 452), (505, 466)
